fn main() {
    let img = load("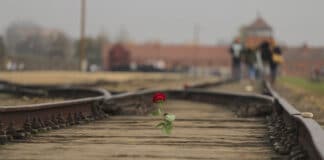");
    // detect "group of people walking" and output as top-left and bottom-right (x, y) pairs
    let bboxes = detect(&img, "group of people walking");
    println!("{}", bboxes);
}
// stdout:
(229, 38), (283, 84)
